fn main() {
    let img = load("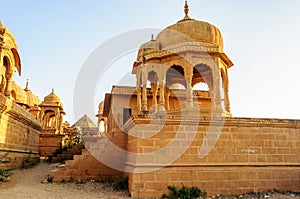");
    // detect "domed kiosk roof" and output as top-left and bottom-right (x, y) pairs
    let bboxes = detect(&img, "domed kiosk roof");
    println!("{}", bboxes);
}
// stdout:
(43, 89), (61, 104)
(133, 1), (233, 74)
(144, 0), (223, 50)
(157, 19), (223, 49)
